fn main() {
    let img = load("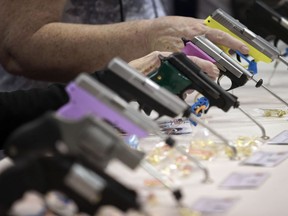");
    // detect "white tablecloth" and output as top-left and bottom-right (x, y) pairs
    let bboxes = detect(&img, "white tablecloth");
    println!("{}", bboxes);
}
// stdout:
(1, 60), (288, 216)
